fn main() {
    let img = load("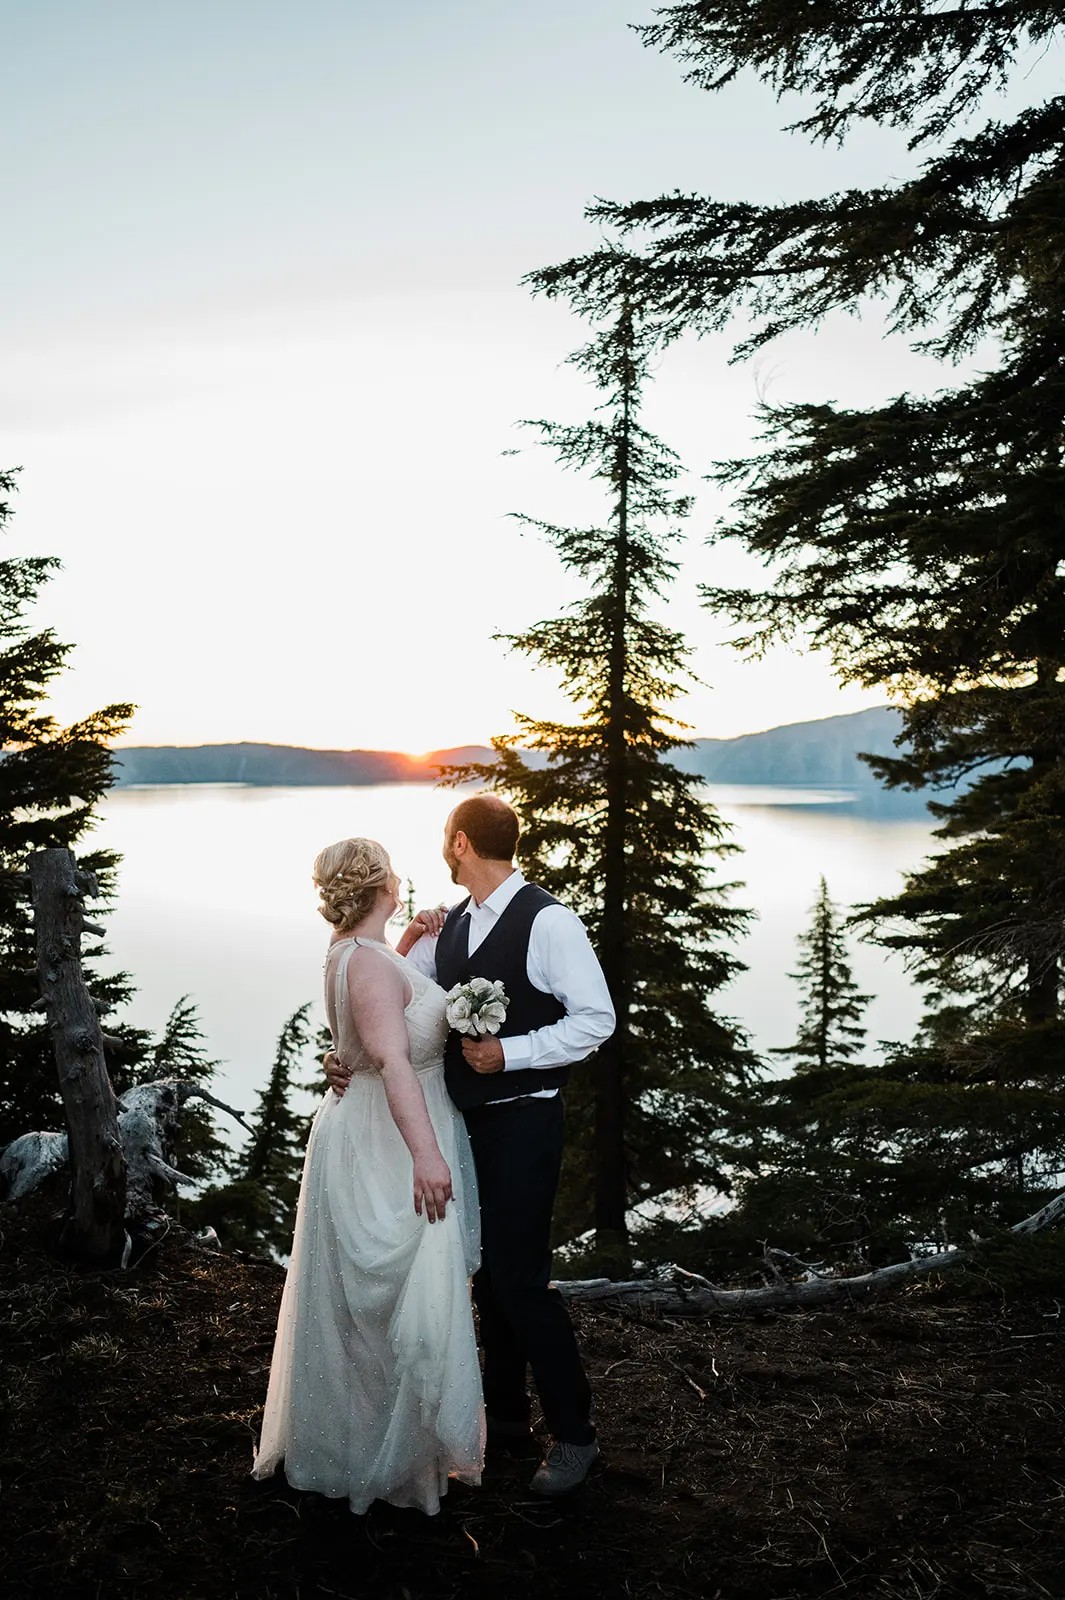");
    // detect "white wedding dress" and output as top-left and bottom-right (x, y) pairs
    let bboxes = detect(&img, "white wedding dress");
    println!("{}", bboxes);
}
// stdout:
(251, 937), (484, 1515)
